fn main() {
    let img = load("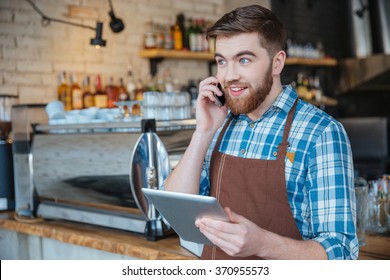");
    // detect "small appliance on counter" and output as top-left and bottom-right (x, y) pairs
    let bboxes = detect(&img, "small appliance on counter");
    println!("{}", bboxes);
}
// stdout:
(12, 104), (196, 242)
